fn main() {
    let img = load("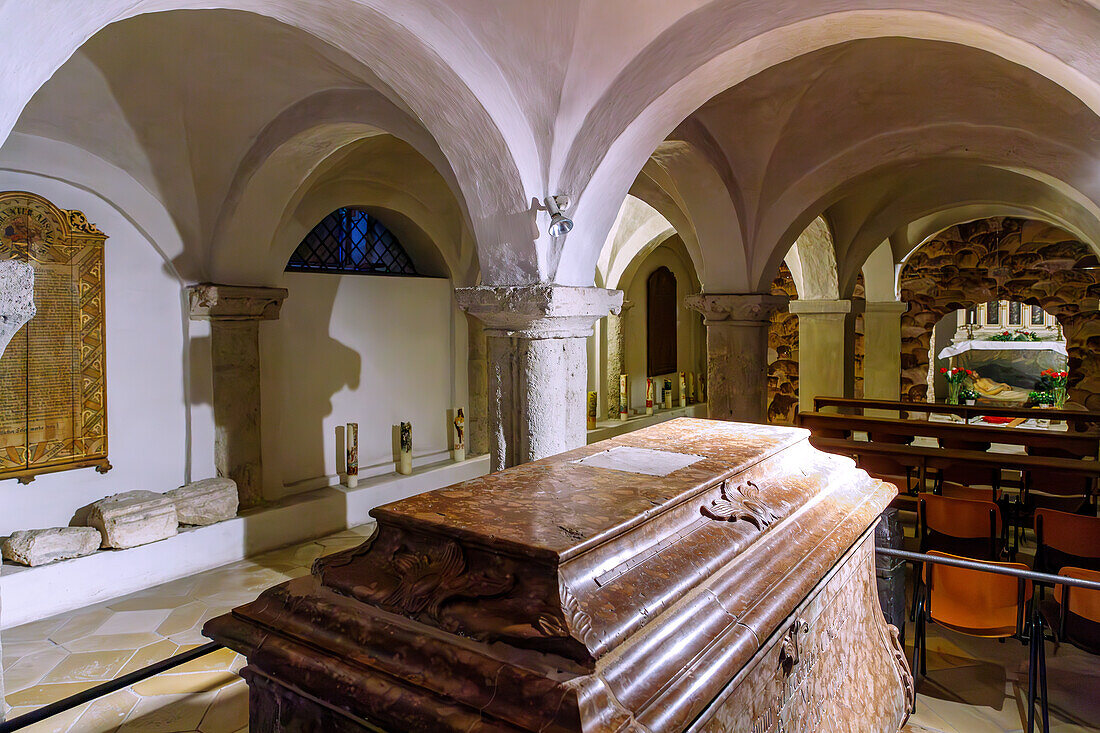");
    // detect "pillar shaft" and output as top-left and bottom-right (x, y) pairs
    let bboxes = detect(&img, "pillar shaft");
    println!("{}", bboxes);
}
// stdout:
(457, 285), (622, 471)
(862, 301), (908, 402)
(0, 260), (34, 721)
(189, 284), (287, 508)
(686, 294), (786, 423)
(789, 299), (861, 413)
